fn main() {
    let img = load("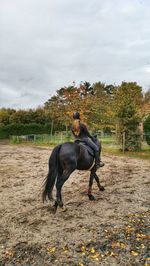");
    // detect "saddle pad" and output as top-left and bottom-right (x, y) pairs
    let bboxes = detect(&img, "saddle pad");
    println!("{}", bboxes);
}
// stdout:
(75, 140), (94, 157)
